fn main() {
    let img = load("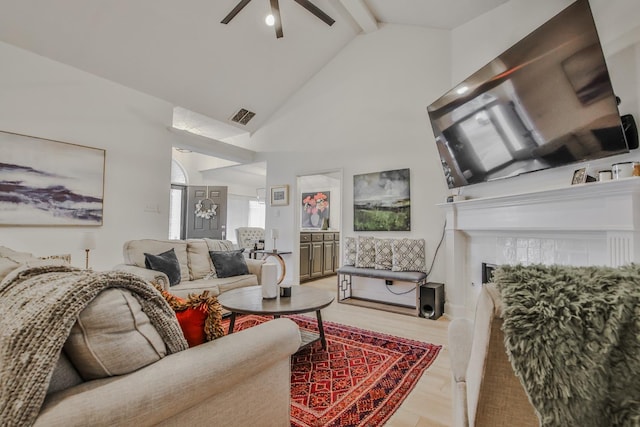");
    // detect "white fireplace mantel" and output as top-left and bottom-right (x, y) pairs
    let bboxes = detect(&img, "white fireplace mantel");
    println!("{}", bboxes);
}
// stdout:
(438, 178), (640, 318)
